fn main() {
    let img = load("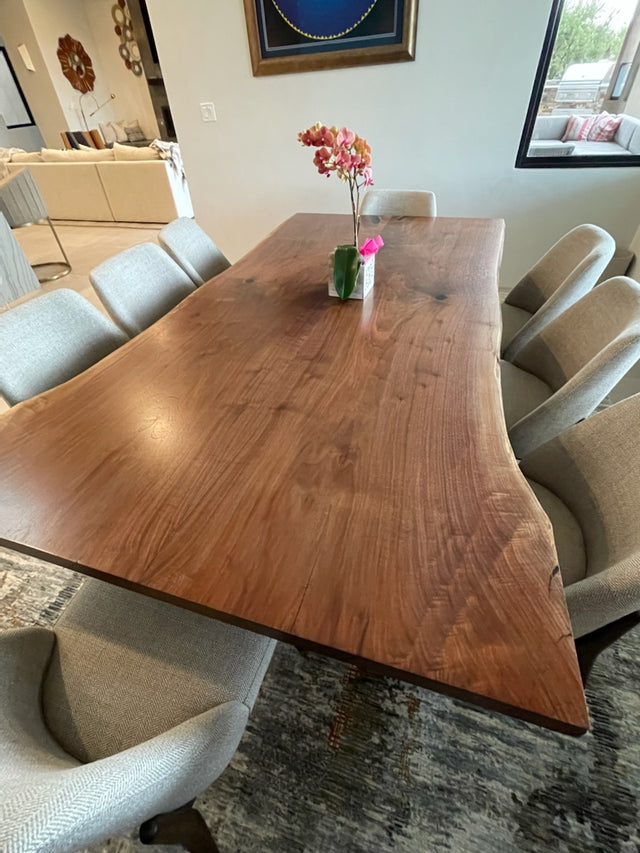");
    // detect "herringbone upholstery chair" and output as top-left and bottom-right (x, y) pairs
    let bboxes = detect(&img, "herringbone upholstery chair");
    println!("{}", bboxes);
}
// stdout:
(0, 578), (275, 852)
(501, 276), (640, 457)
(501, 224), (615, 361)
(520, 393), (640, 681)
